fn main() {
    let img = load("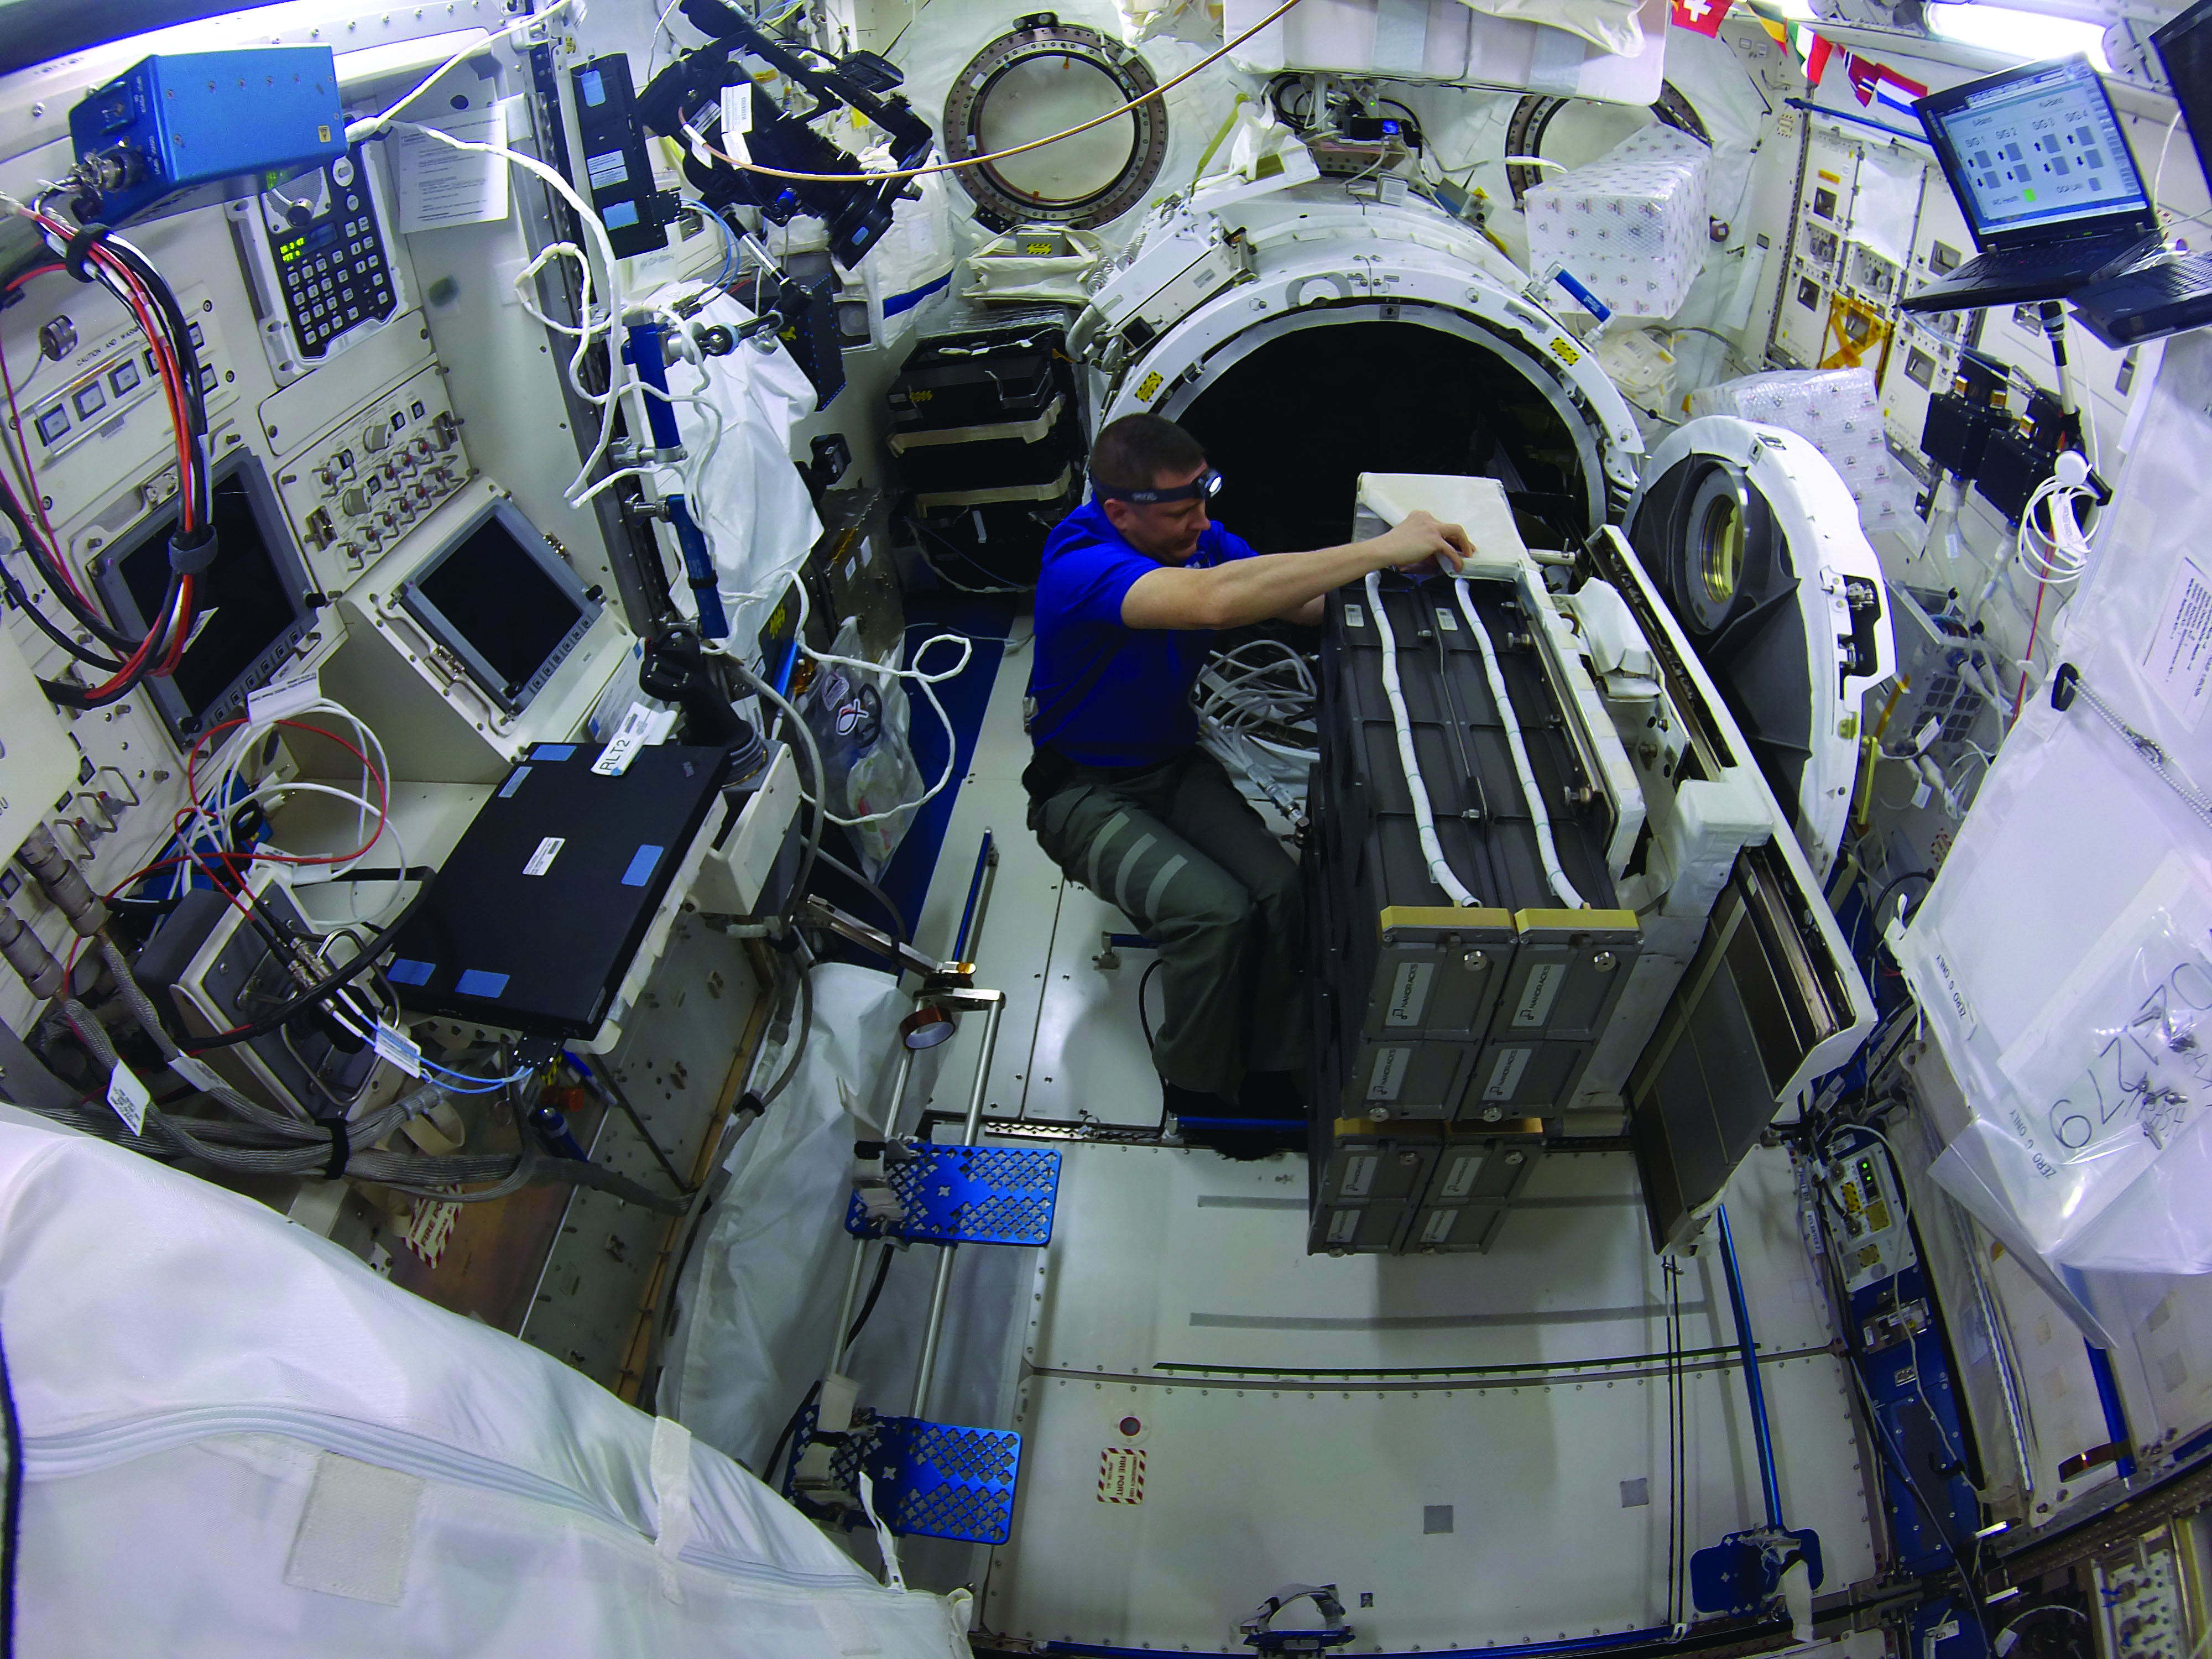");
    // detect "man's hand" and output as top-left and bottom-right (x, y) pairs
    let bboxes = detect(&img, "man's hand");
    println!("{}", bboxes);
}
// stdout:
(1372, 509), (1474, 575)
